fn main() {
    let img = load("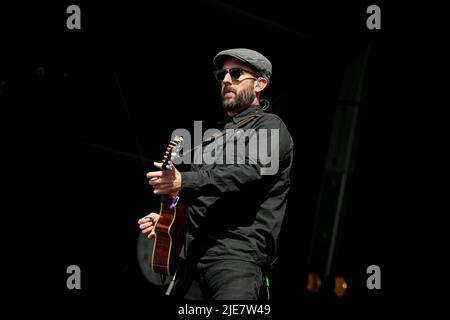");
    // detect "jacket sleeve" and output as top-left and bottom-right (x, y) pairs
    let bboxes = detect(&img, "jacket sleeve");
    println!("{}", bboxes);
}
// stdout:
(181, 163), (262, 194)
